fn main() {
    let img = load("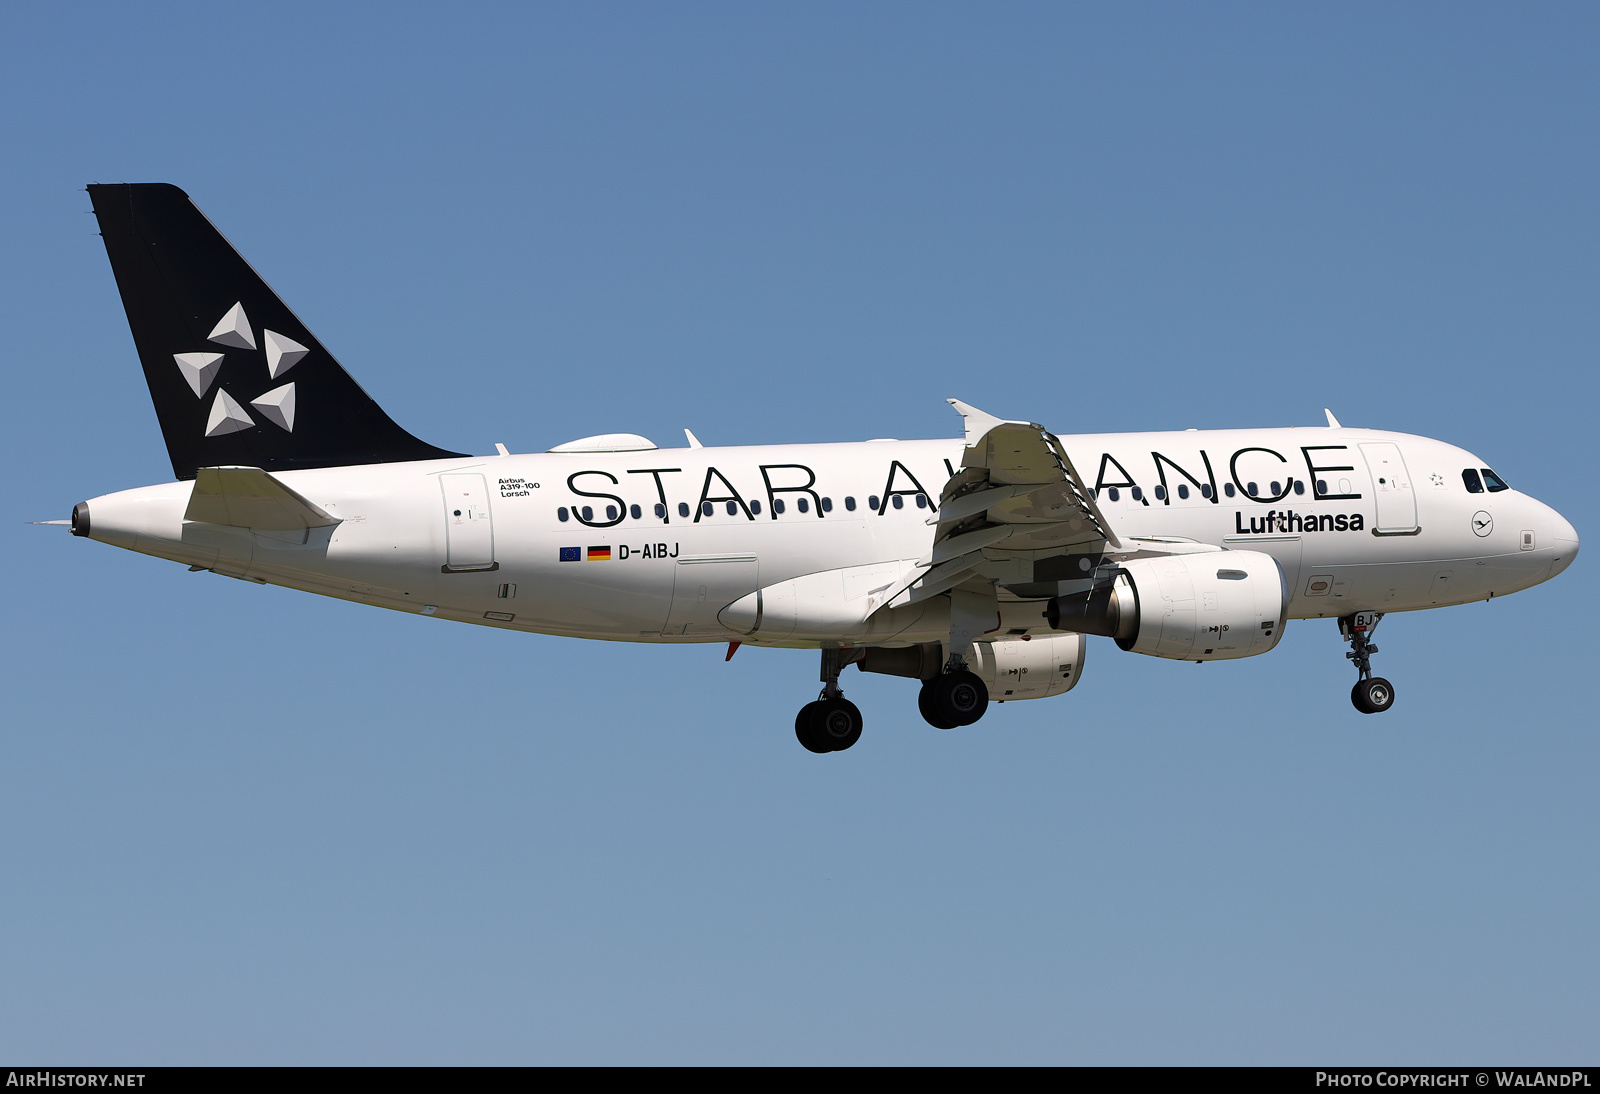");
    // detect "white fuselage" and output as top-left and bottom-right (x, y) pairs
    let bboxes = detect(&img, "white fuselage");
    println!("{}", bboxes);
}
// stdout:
(80, 426), (1579, 648)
